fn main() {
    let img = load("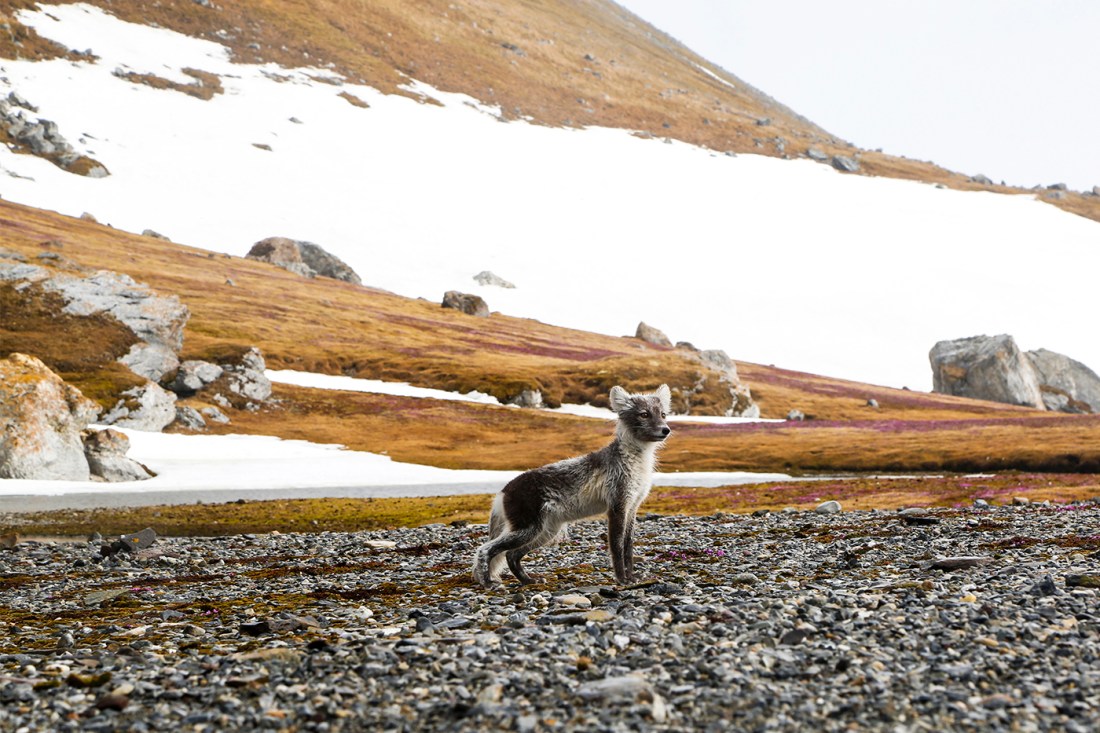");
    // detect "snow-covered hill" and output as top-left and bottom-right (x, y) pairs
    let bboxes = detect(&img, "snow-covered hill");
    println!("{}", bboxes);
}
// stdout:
(2, 4), (1098, 390)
